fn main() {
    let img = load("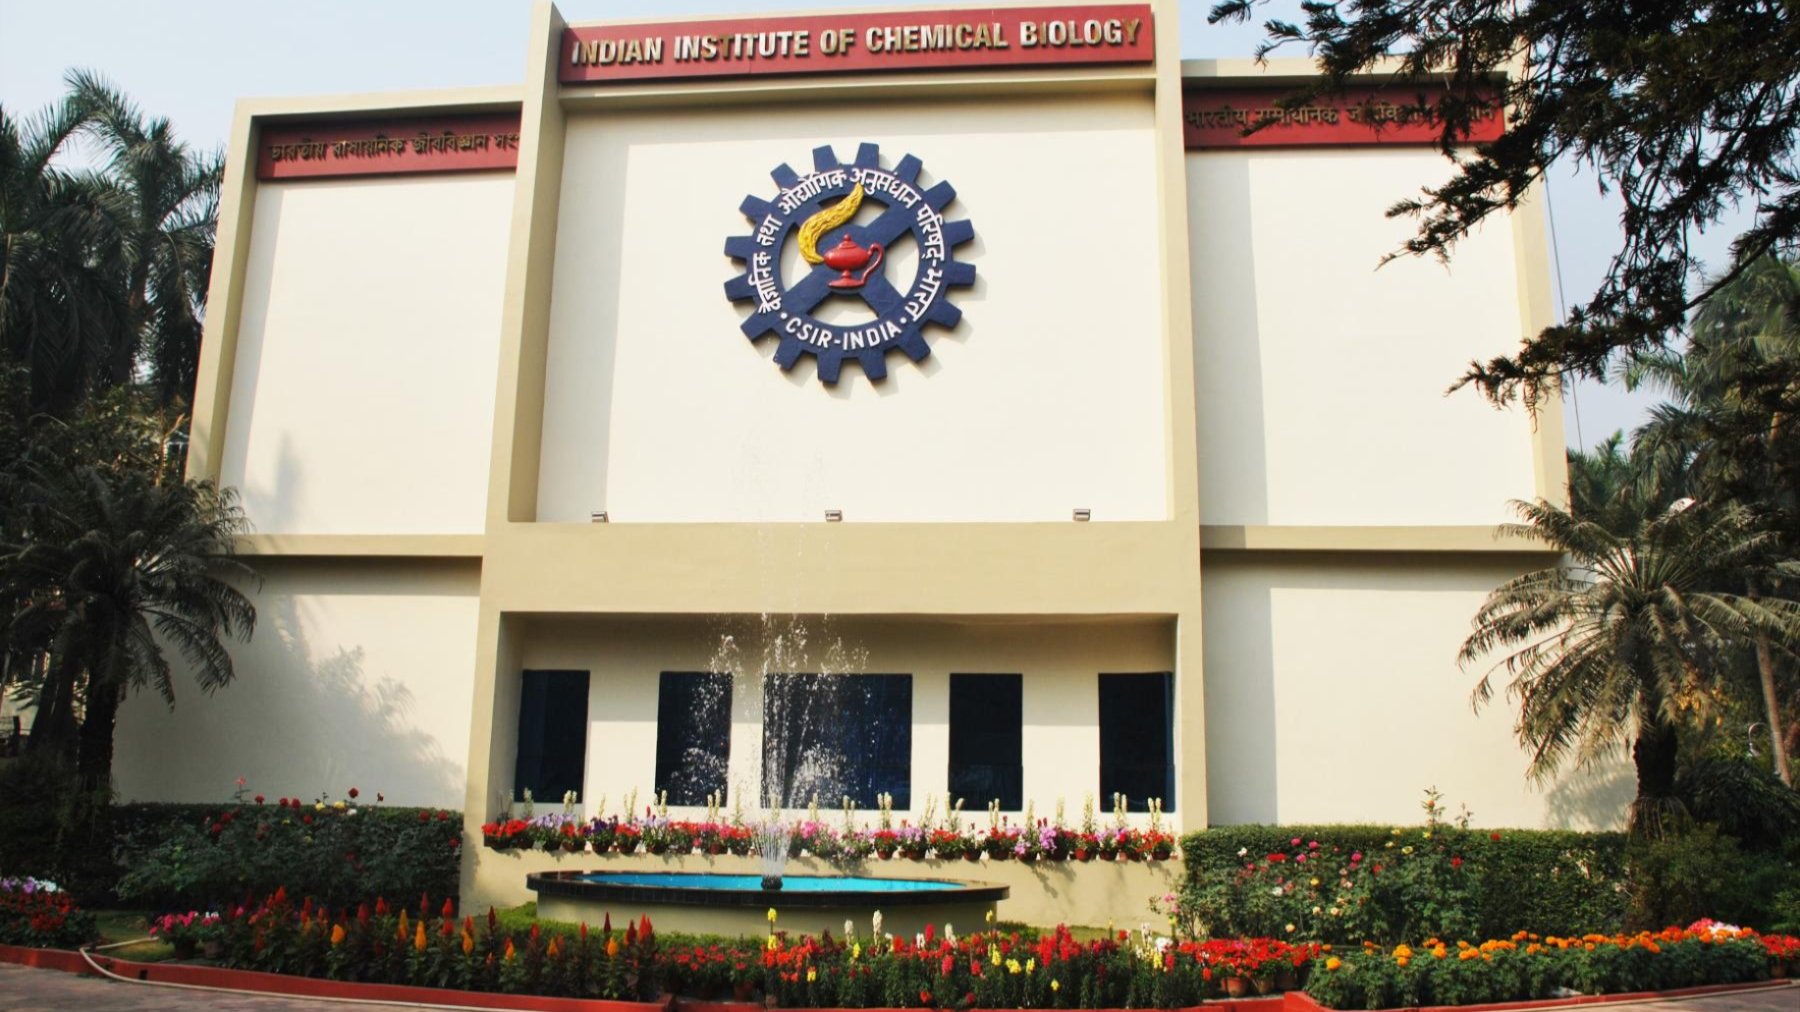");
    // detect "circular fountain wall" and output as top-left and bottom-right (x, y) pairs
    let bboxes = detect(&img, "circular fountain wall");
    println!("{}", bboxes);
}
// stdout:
(529, 870), (1008, 938)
